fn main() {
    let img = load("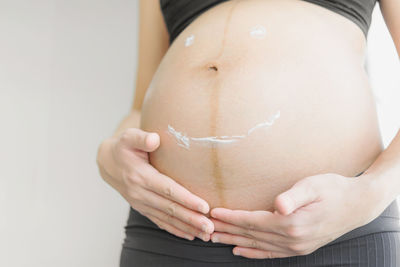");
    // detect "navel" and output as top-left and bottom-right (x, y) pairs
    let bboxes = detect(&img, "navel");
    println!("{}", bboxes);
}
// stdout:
(208, 65), (218, 72)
